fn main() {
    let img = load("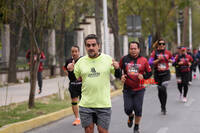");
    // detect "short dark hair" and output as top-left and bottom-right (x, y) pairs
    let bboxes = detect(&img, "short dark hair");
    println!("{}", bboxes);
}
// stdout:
(84, 34), (100, 45)
(71, 45), (80, 51)
(128, 41), (140, 49)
